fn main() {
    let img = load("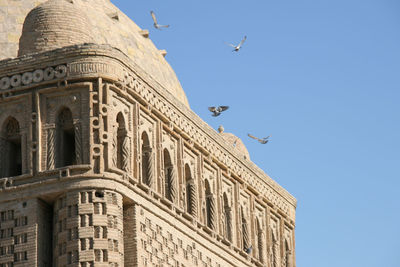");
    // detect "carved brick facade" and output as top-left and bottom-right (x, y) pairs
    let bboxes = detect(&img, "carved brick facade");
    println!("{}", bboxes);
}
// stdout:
(0, 1), (296, 267)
